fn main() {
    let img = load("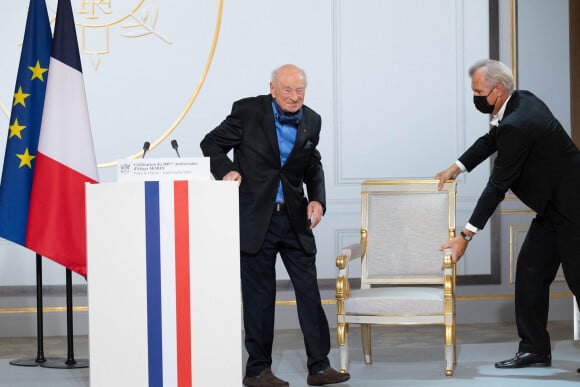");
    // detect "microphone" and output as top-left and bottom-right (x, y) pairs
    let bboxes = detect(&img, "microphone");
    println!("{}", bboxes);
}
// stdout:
(142, 141), (150, 158)
(171, 139), (181, 158)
